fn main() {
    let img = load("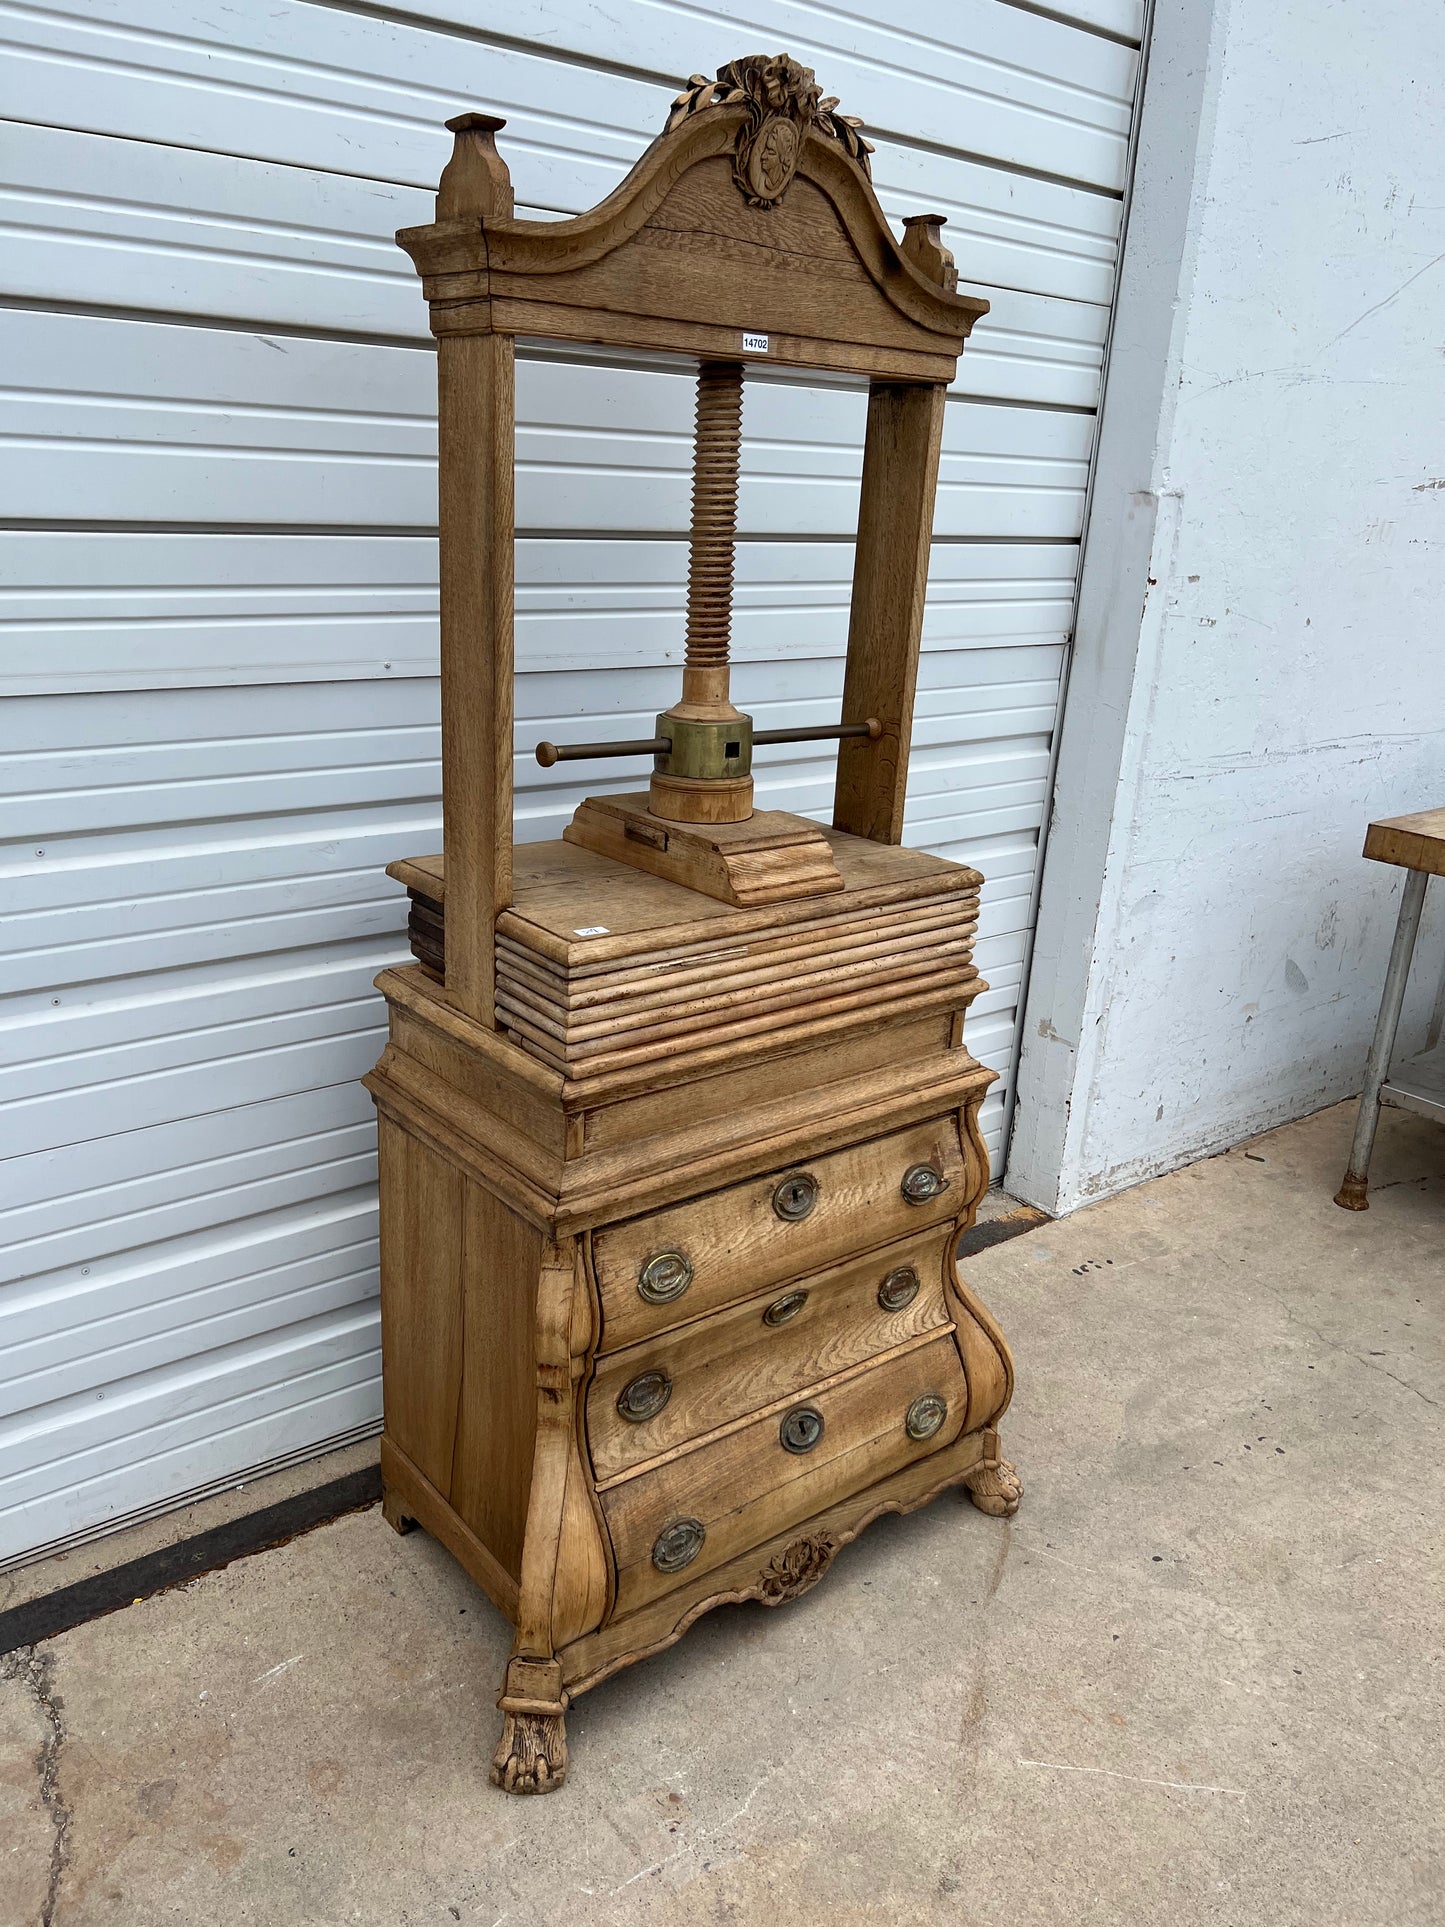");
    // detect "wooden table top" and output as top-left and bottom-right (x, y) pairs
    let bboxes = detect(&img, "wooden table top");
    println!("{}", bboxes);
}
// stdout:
(1363, 808), (1445, 878)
